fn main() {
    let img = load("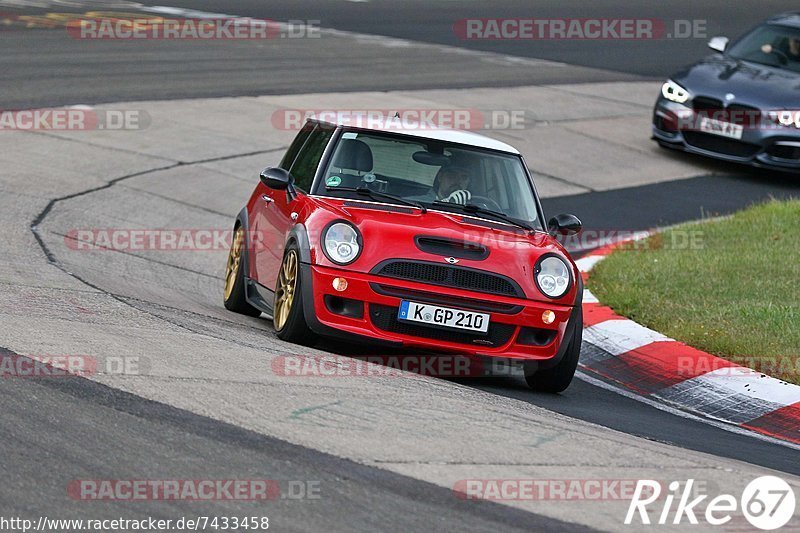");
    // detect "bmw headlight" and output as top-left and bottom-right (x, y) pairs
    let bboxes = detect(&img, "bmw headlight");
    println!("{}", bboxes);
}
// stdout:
(769, 110), (800, 129)
(322, 221), (362, 265)
(661, 80), (690, 104)
(535, 255), (572, 299)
